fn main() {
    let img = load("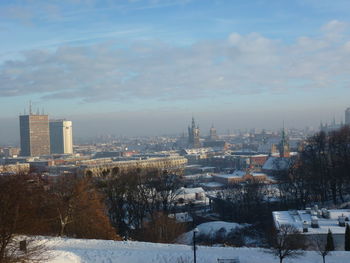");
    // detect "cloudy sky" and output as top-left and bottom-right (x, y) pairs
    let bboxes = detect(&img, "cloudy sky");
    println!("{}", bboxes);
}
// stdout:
(1, 0), (350, 144)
